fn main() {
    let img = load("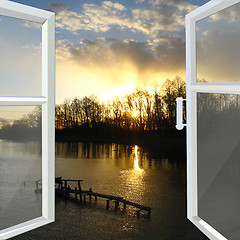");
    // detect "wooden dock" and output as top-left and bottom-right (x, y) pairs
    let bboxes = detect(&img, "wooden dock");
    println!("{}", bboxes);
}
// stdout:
(36, 177), (151, 216)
